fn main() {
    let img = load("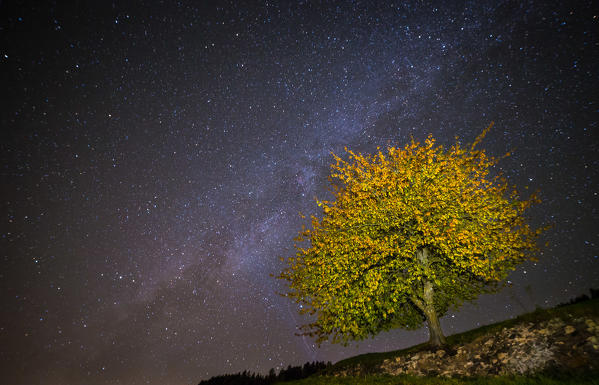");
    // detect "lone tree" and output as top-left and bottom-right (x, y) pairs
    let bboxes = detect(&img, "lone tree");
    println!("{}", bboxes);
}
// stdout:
(279, 124), (544, 347)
